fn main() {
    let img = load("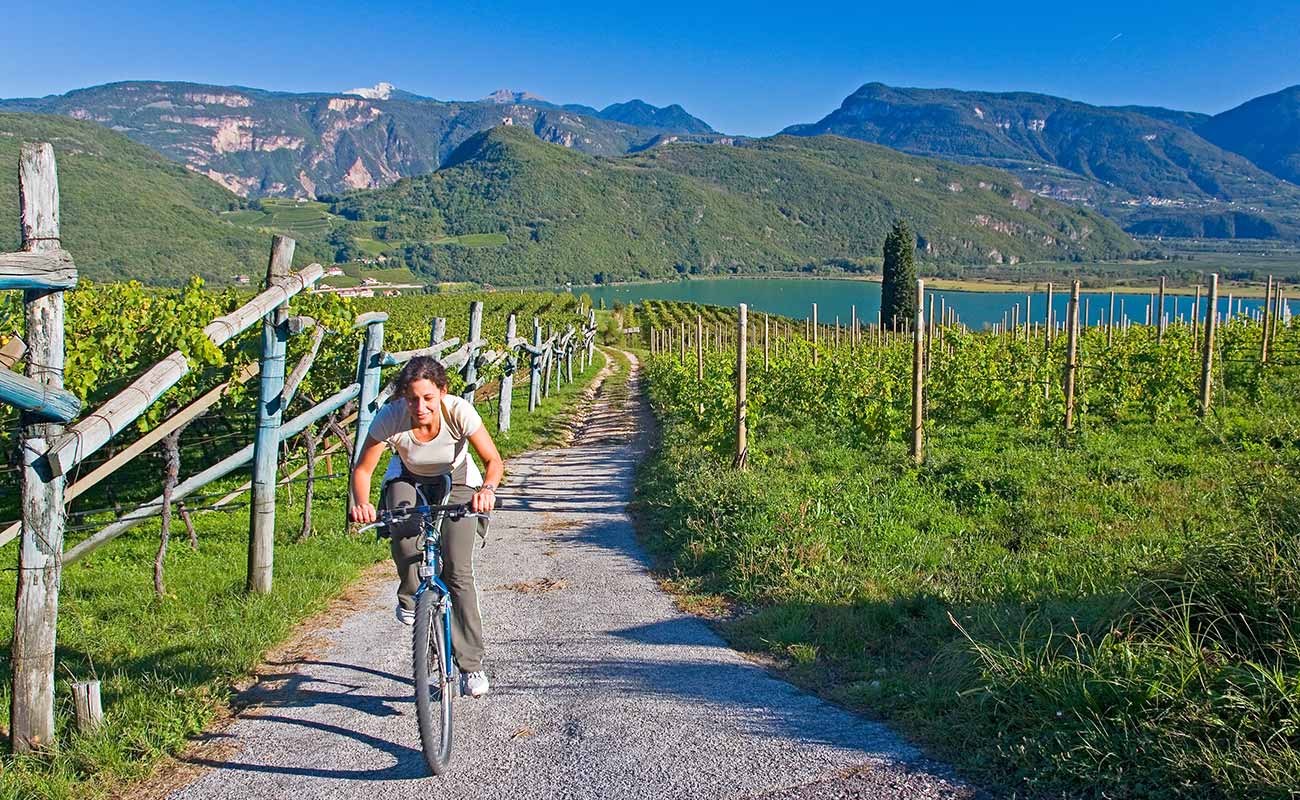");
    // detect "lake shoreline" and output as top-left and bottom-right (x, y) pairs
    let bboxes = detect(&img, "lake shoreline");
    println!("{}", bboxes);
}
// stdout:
(557, 272), (1289, 298)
